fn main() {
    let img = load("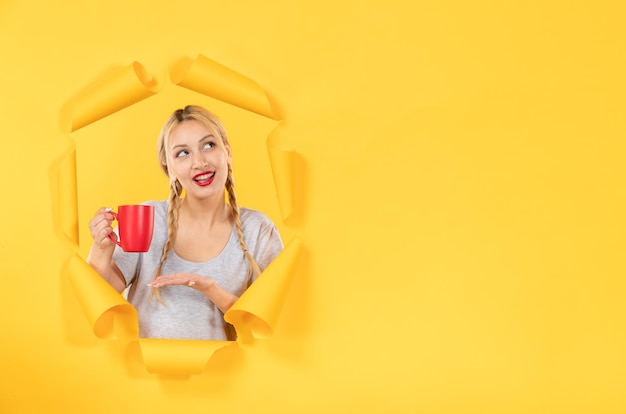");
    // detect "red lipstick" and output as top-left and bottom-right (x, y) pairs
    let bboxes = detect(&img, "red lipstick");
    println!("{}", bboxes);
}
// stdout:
(193, 171), (215, 186)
